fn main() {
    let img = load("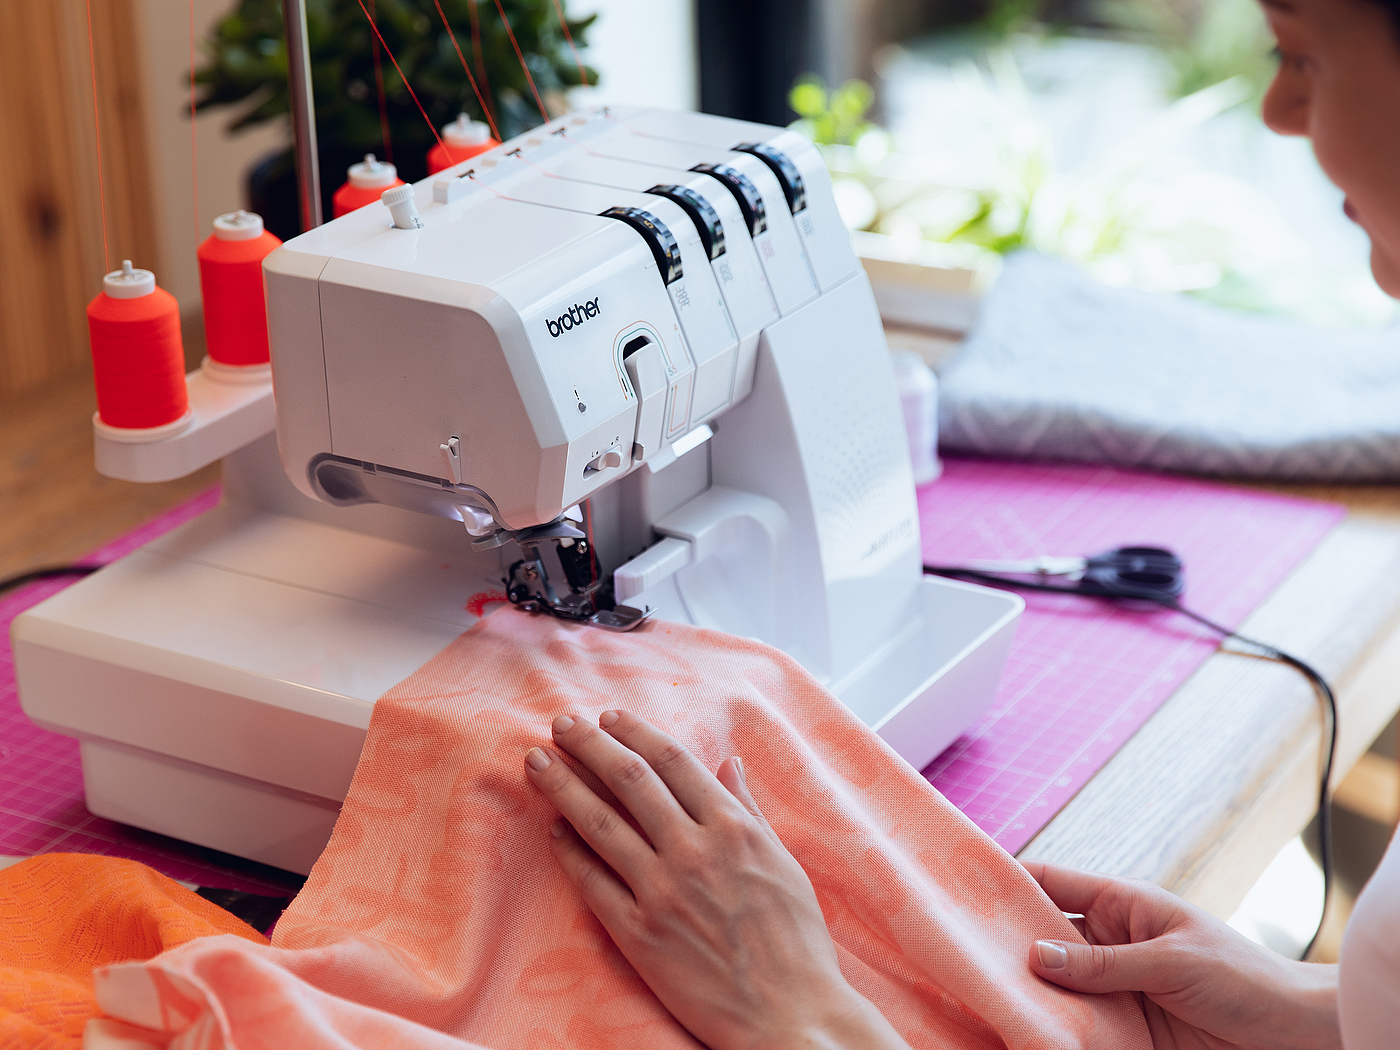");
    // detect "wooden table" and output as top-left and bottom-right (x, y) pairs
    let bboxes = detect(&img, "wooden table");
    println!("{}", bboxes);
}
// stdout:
(1019, 483), (1400, 923)
(878, 312), (1400, 928)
